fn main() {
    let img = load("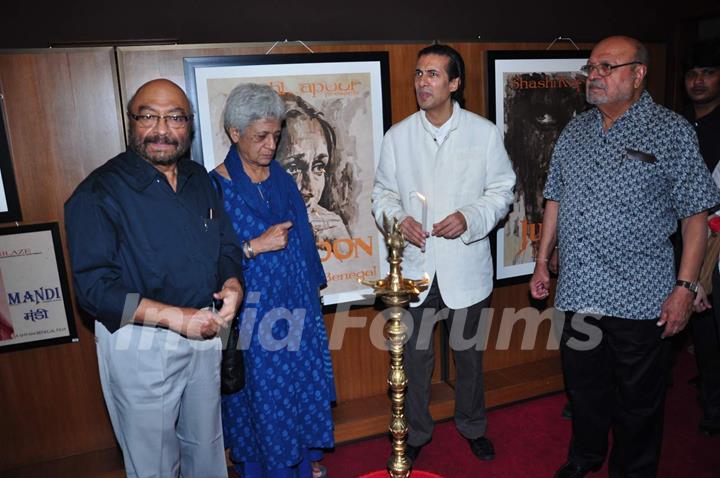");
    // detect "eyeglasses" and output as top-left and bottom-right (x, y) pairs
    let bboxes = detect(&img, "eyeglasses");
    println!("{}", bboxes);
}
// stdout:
(128, 113), (193, 129)
(580, 61), (643, 77)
